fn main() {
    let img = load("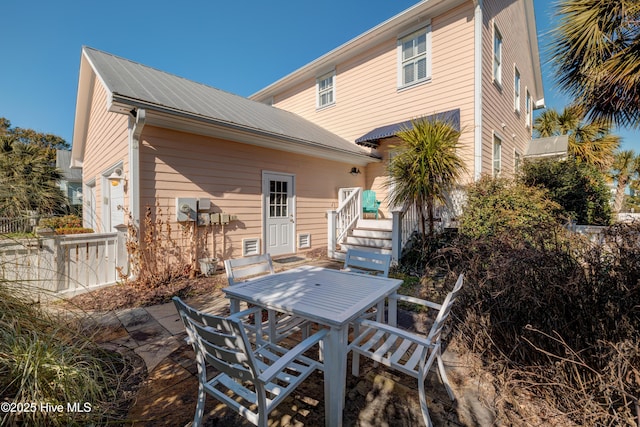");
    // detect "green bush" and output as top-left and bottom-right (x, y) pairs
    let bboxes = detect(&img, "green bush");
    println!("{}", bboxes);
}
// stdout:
(458, 176), (562, 241)
(39, 215), (93, 235)
(520, 158), (612, 225)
